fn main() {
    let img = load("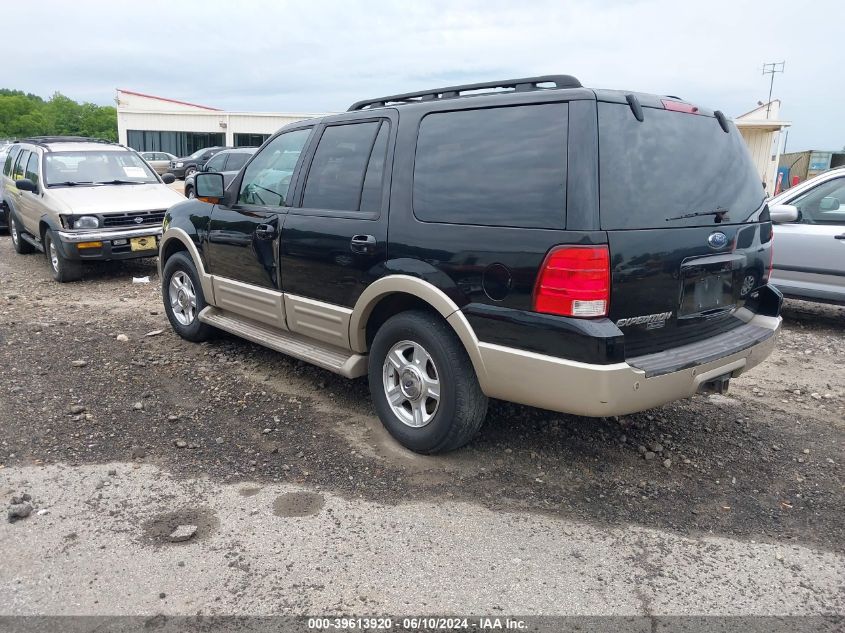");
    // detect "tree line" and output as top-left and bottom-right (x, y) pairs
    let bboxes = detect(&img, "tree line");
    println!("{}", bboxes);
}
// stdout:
(0, 89), (117, 141)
